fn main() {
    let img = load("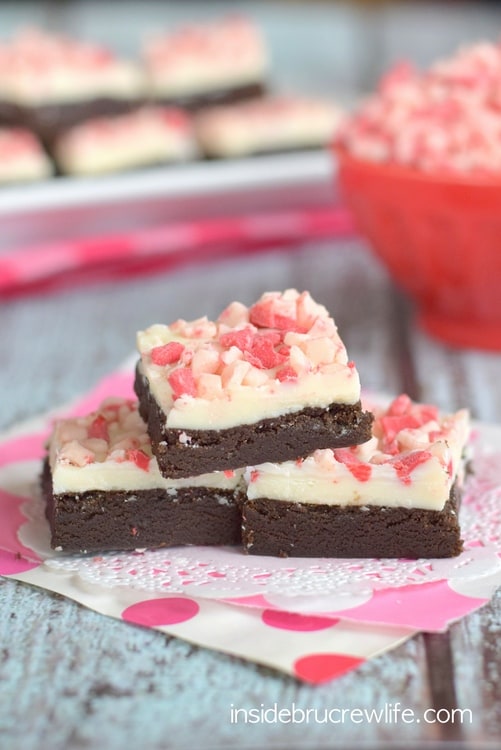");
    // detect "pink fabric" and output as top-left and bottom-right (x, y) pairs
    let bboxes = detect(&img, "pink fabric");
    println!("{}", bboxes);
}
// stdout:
(0, 206), (355, 299)
(0, 489), (41, 573)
